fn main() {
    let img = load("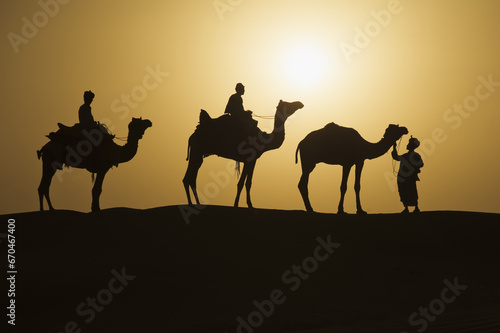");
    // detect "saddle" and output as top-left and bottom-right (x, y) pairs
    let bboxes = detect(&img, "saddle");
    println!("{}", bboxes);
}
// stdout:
(198, 110), (258, 136)
(48, 123), (114, 145)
